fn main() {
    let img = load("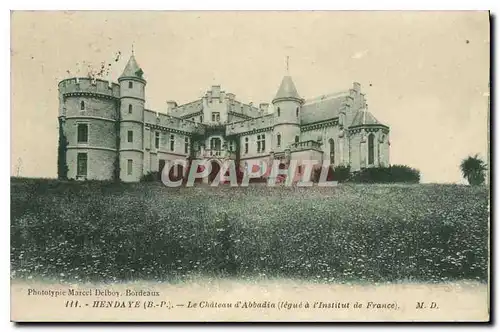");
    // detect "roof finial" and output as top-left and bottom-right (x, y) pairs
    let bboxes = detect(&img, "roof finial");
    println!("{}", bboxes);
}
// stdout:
(286, 56), (290, 74)
(131, 43), (135, 56)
